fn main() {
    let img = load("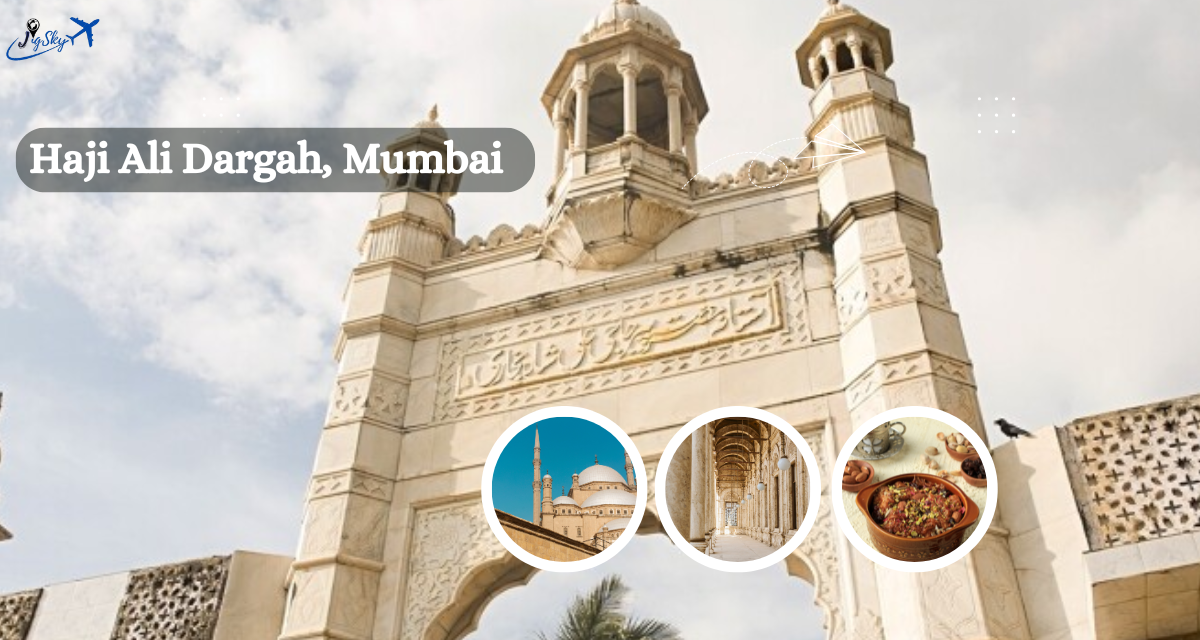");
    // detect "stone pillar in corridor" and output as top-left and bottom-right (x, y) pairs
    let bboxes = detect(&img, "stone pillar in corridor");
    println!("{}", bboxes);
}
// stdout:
(689, 425), (705, 542)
